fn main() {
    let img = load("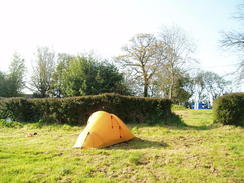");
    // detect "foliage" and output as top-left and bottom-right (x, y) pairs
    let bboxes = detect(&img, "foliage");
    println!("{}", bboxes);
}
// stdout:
(203, 71), (232, 100)
(116, 27), (196, 99)
(193, 71), (208, 102)
(0, 53), (26, 97)
(57, 55), (130, 97)
(0, 98), (36, 122)
(50, 53), (75, 97)
(158, 26), (195, 100)
(0, 93), (173, 125)
(0, 119), (23, 128)
(213, 93), (244, 126)
(7, 53), (26, 96)
(192, 70), (232, 103)
(95, 62), (130, 95)
(50, 54), (131, 97)
(172, 75), (194, 104)
(1, 110), (243, 183)
(116, 33), (164, 97)
(1, 50), (130, 98)
(30, 47), (56, 98)
(156, 72), (194, 104)
(0, 71), (8, 97)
